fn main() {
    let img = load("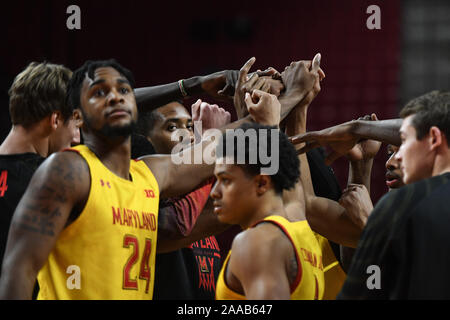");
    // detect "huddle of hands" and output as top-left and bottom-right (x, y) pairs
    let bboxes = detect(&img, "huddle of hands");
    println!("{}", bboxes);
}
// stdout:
(192, 53), (324, 131)
(190, 54), (381, 232)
